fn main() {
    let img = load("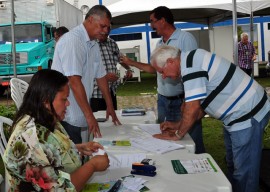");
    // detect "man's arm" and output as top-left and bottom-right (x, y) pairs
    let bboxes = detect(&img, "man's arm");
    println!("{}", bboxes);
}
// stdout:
(120, 62), (133, 79)
(120, 56), (156, 74)
(96, 76), (121, 125)
(68, 75), (101, 138)
(155, 100), (203, 140)
(181, 101), (205, 121)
